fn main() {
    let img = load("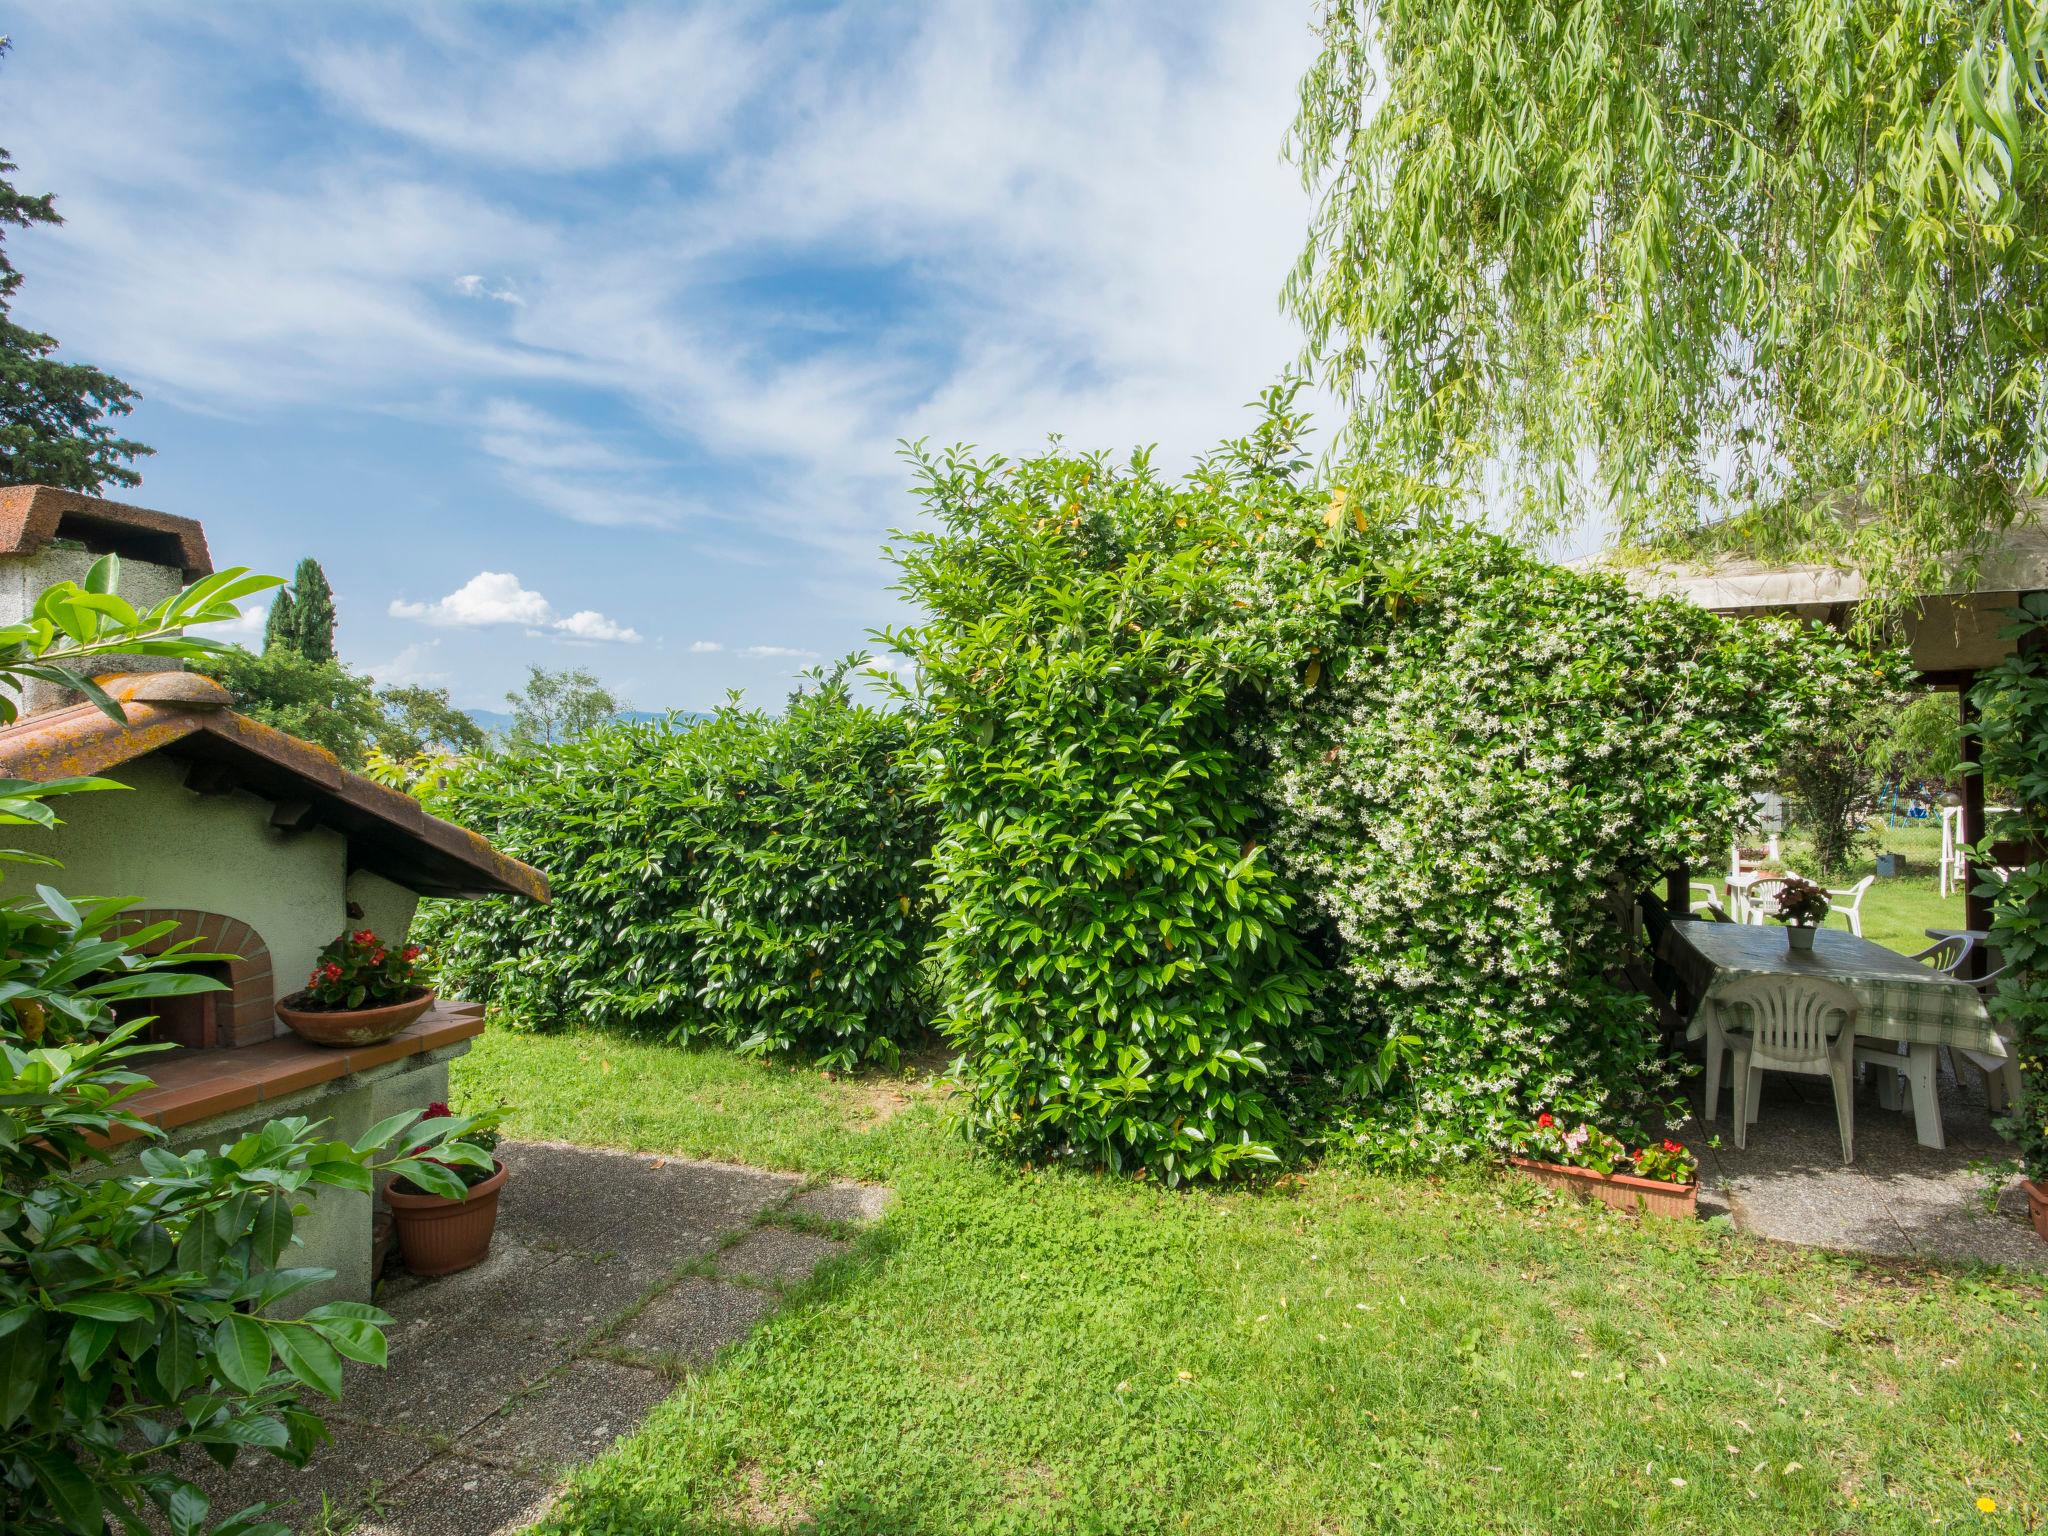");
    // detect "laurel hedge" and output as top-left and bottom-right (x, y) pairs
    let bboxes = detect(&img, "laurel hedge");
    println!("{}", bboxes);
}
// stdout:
(416, 665), (933, 1070)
